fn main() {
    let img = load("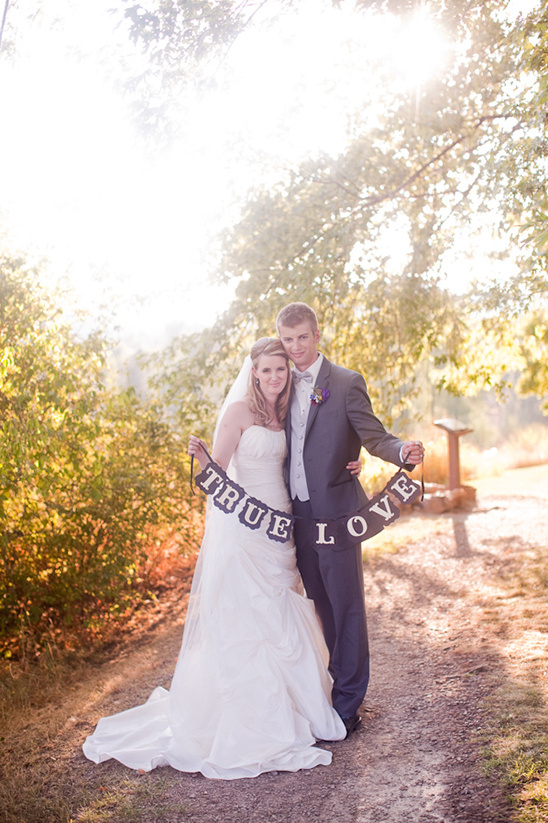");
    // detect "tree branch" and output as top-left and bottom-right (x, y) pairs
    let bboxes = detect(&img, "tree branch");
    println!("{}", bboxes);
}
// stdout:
(0, 0), (9, 51)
